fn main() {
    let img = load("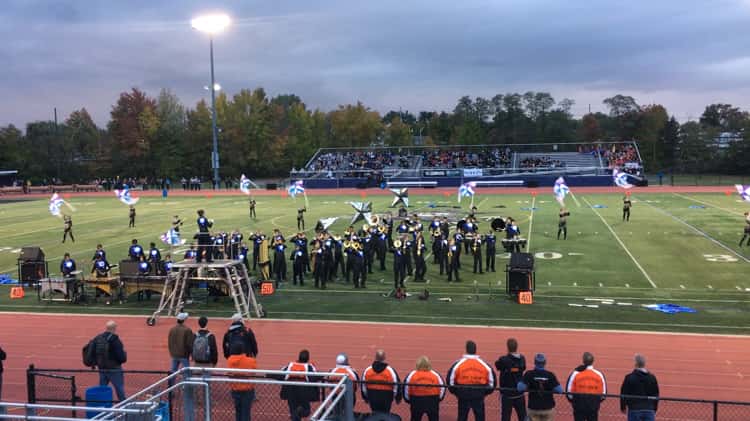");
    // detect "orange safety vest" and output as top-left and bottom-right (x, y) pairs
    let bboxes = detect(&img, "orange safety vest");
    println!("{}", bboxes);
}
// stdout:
(448, 355), (494, 387)
(567, 366), (606, 395)
(330, 365), (358, 383)
(362, 365), (399, 394)
(227, 355), (257, 392)
(405, 369), (445, 400)
(285, 362), (316, 381)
